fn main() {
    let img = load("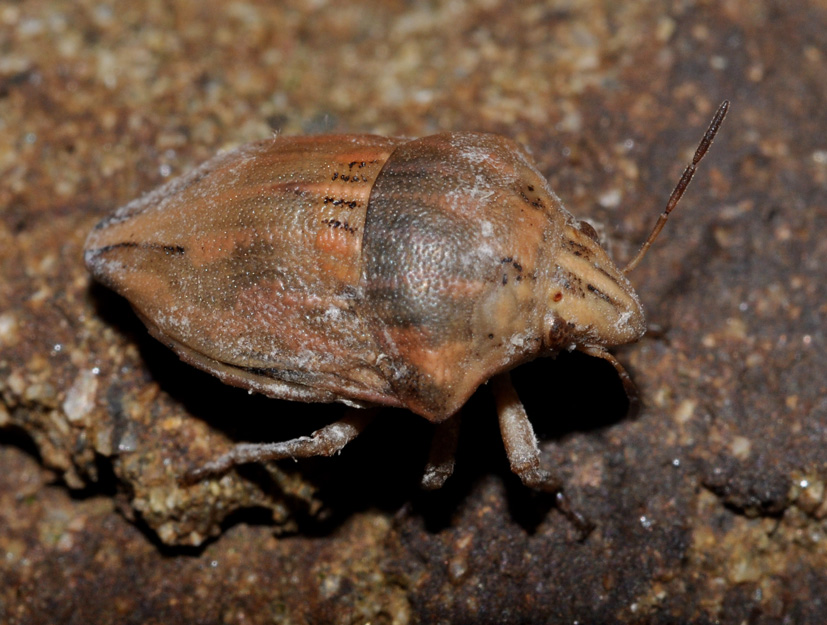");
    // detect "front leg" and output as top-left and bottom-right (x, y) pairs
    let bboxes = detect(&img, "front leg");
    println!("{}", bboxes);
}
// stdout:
(490, 373), (561, 492)
(491, 372), (594, 536)
(578, 345), (640, 417)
